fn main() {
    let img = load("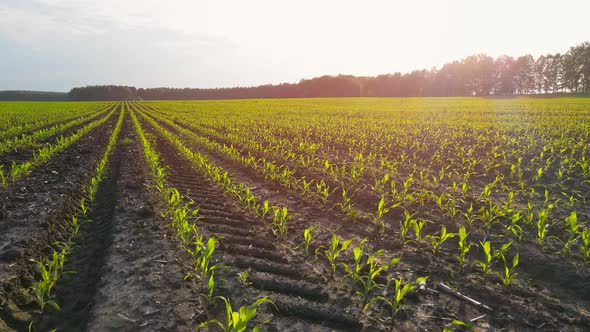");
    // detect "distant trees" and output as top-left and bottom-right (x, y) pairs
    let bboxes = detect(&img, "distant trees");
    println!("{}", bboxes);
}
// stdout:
(0, 91), (67, 101)
(61, 41), (590, 101)
(68, 85), (137, 101)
